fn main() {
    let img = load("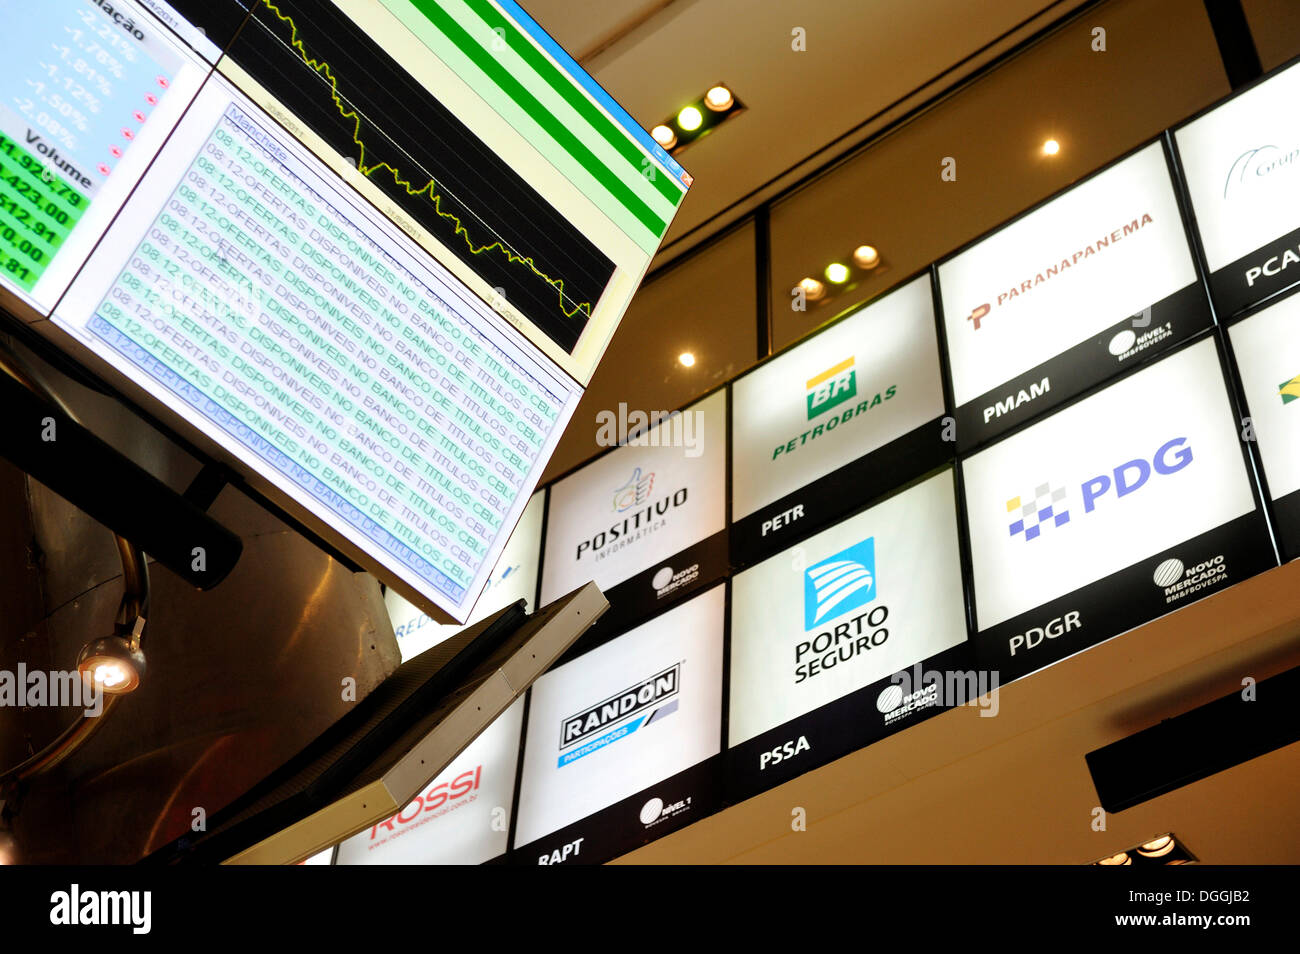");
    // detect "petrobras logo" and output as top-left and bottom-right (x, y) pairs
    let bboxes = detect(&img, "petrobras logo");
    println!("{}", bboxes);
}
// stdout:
(804, 537), (876, 629)
(1006, 484), (1070, 542)
(1005, 437), (1195, 543)
(1154, 553), (1228, 605)
(806, 356), (857, 419)
(1279, 372), (1300, 405)
(771, 360), (895, 460)
(613, 466), (654, 512)
(964, 211), (1155, 330)
(556, 663), (680, 767)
